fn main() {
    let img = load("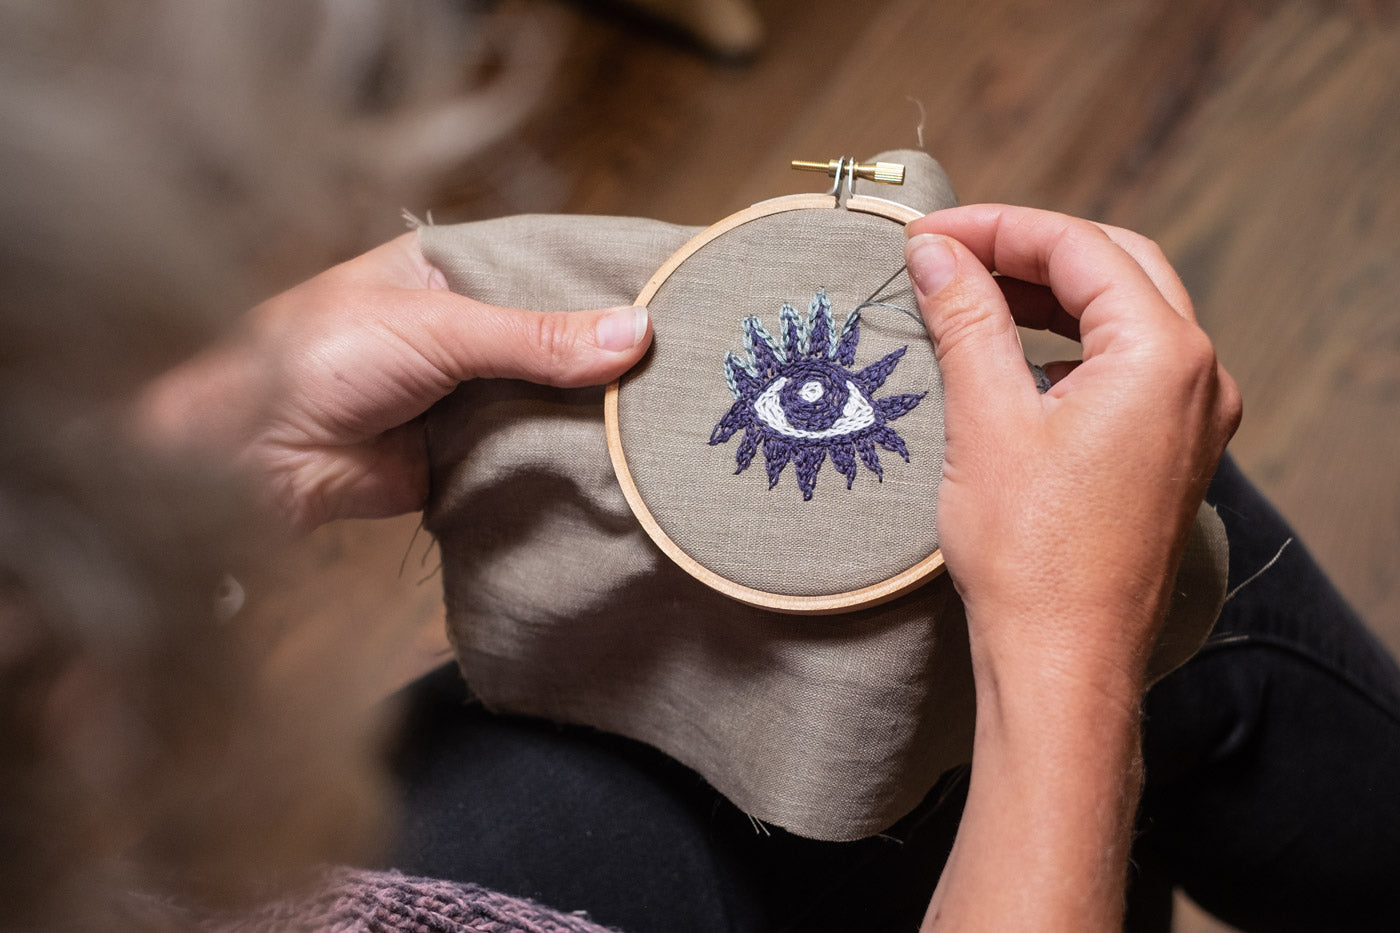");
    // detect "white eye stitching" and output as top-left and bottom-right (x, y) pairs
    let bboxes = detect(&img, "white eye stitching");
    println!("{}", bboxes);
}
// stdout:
(754, 377), (876, 440)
